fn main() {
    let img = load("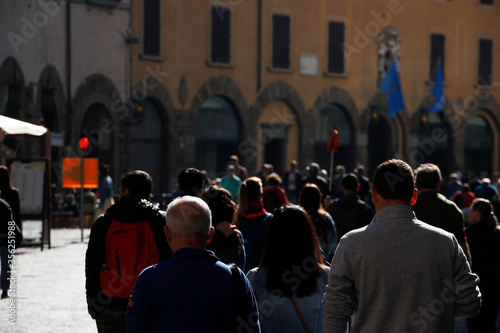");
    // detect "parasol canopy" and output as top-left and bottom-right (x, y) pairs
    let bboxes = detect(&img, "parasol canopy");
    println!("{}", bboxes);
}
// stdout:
(0, 115), (48, 138)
